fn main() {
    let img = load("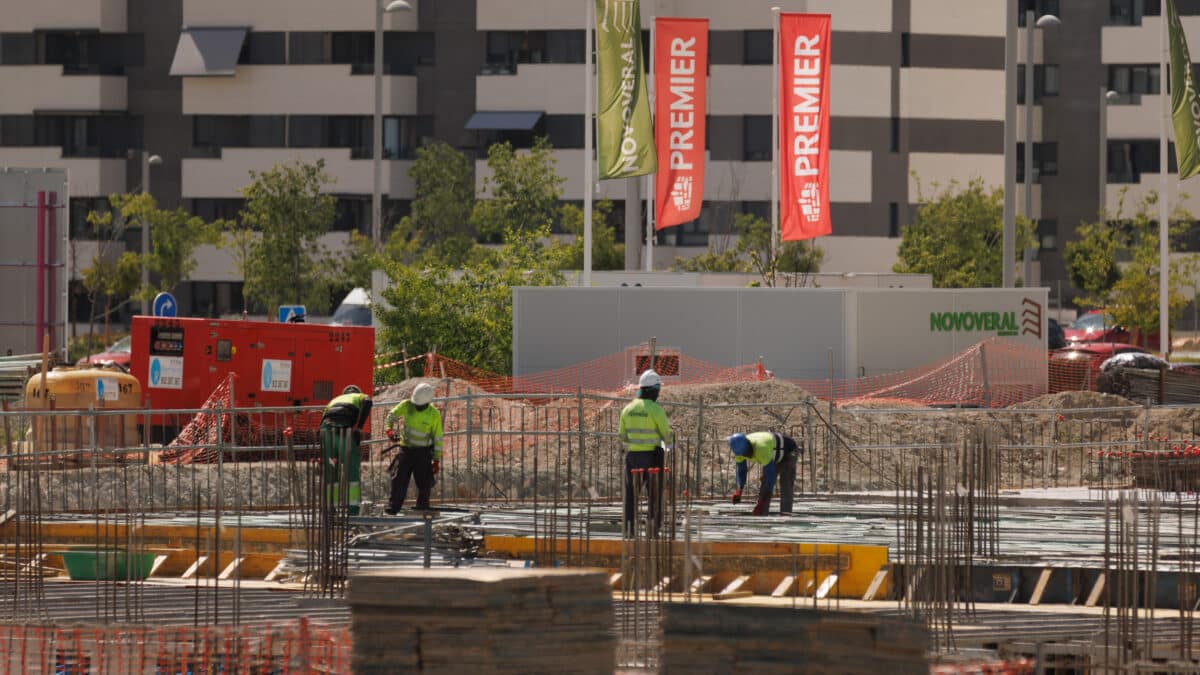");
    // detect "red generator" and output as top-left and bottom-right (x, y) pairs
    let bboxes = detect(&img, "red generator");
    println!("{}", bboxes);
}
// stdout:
(130, 316), (375, 443)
